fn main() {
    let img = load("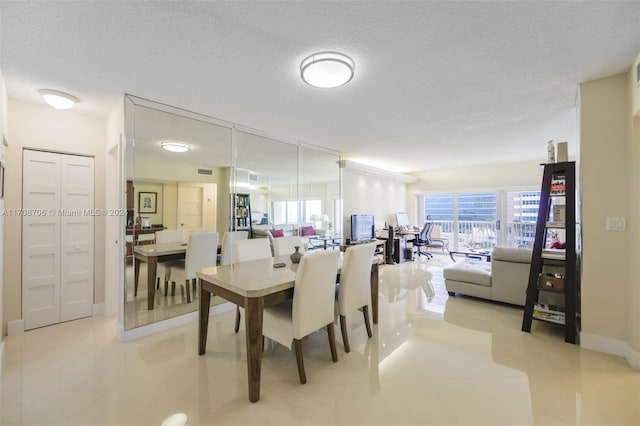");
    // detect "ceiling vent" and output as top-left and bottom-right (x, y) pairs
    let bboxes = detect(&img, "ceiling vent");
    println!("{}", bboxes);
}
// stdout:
(197, 168), (213, 176)
(249, 173), (259, 183)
